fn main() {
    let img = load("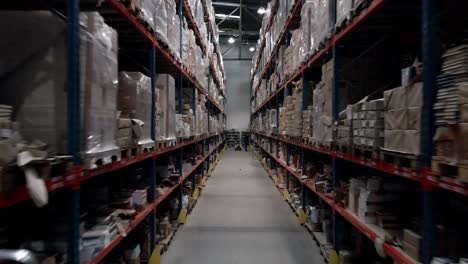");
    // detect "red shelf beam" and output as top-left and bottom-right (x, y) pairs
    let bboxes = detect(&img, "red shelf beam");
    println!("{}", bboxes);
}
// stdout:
(86, 141), (223, 264)
(106, 0), (223, 113)
(254, 141), (417, 264)
(253, 131), (468, 197)
(86, 202), (156, 264)
(0, 134), (221, 209)
(252, 0), (386, 114)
